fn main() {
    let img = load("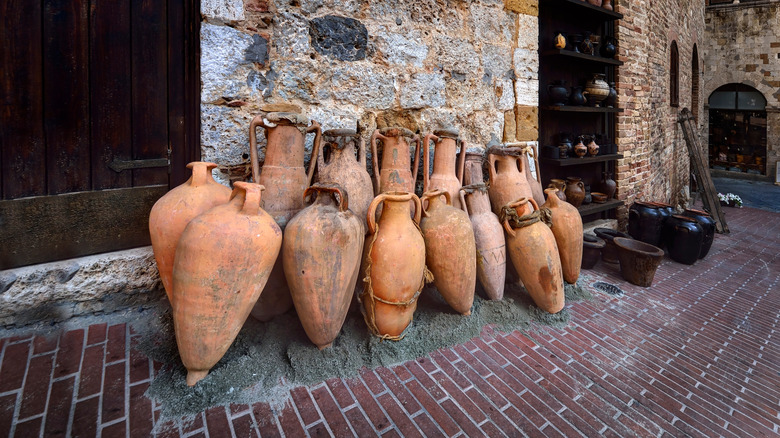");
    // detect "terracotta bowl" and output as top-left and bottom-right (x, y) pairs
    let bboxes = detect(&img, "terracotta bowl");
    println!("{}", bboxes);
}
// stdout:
(591, 192), (607, 203)
(613, 237), (664, 287)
